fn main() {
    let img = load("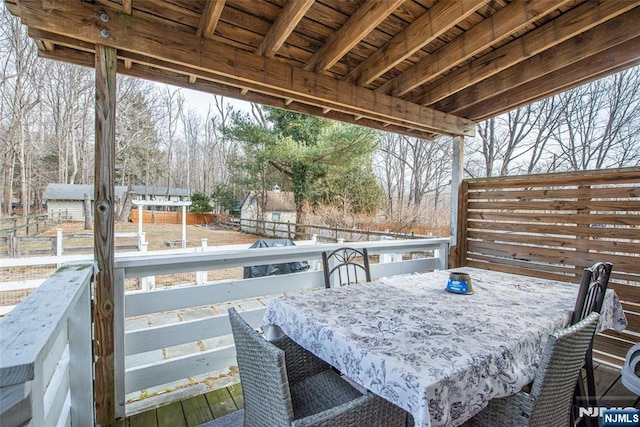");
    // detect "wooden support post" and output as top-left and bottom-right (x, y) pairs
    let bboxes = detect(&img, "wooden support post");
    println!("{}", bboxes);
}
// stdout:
(449, 136), (464, 267)
(575, 185), (591, 281)
(94, 44), (118, 427)
(456, 180), (469, 268)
